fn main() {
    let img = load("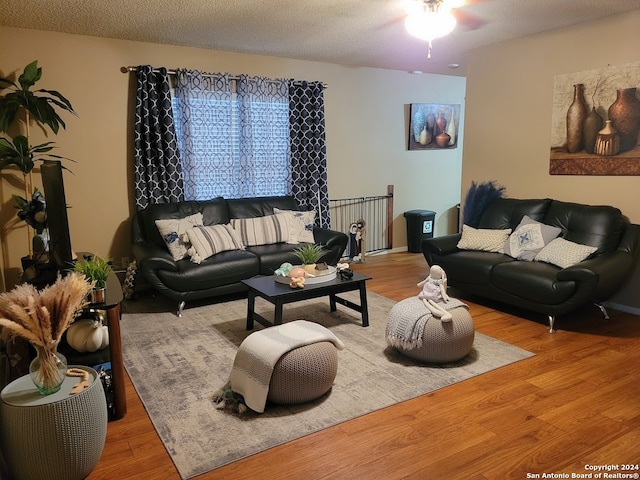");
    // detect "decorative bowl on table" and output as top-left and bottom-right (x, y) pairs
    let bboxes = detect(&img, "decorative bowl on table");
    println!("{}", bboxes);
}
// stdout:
(274, 265), (337, 285)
